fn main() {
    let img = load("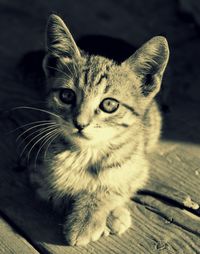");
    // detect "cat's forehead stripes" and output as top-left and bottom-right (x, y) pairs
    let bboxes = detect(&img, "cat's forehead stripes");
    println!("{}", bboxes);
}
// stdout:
(91, 63), (111, 87)
(95, 73), (108, 86)
(80, 56), (113, 89)
(81, 56), (91, 86)
(76, 56), (141, 117)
